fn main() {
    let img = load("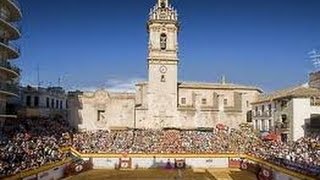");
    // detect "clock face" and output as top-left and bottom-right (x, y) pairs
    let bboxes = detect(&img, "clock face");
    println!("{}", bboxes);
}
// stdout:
(159, 65), (167, 73)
